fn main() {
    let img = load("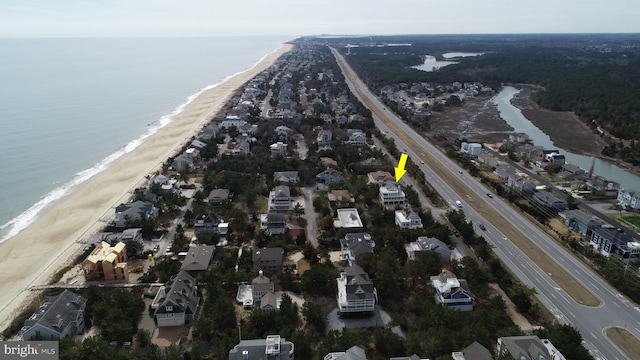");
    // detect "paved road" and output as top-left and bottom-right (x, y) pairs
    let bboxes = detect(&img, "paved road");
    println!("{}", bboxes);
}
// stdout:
(333, 48), (640, 360)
